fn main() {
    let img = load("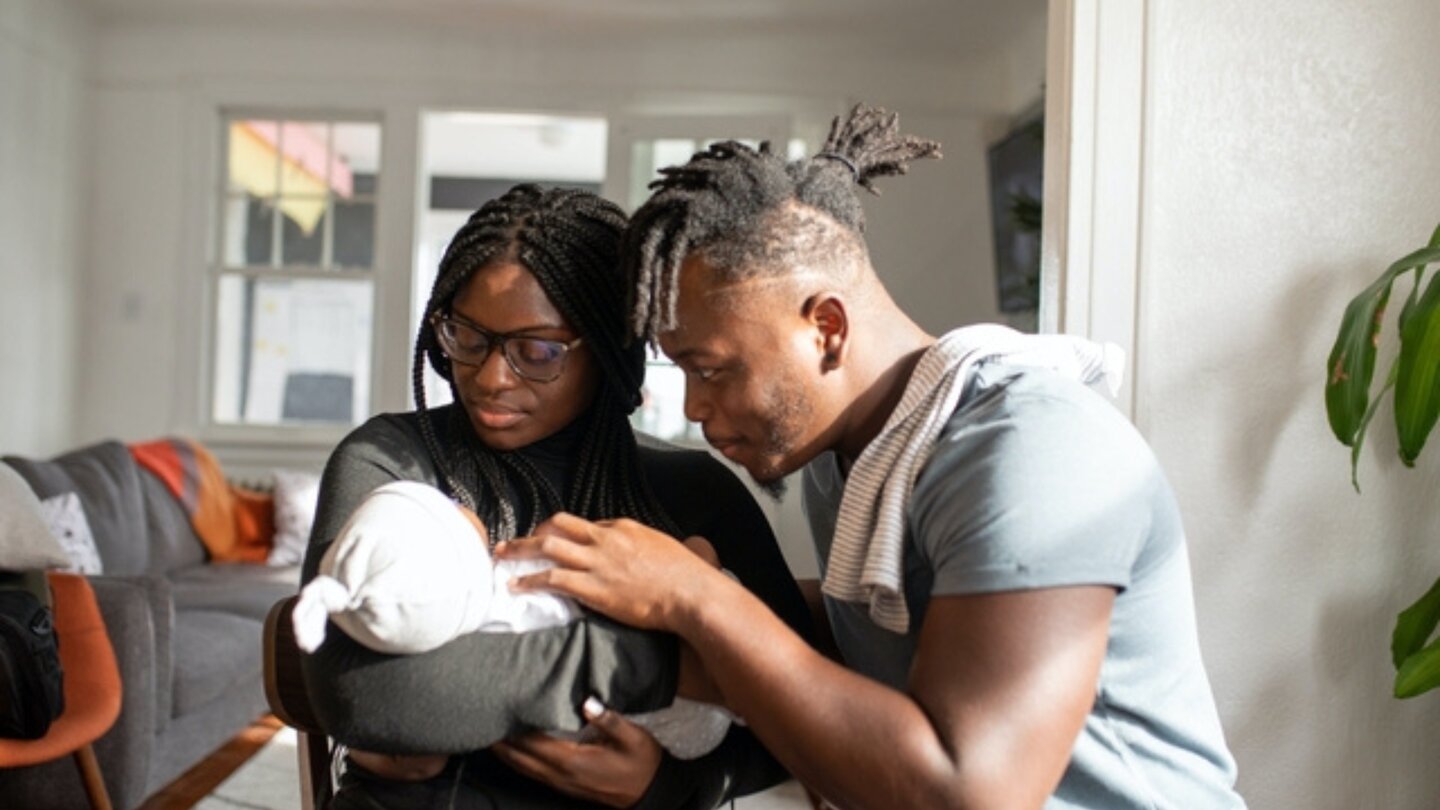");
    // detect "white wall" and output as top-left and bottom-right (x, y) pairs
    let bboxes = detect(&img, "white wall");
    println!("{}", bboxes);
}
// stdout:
(0, 0), (90, 457)
(865, 113), (999, 335)
(1138, 1), (1440, 806)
